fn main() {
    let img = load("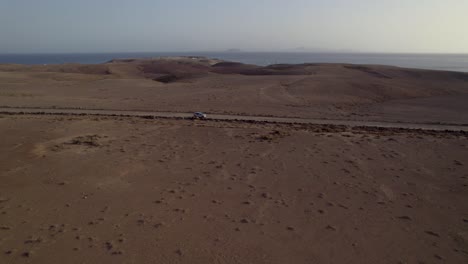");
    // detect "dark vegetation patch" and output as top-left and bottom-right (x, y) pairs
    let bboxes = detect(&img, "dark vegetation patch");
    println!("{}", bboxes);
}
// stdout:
(253, 130), (291, 142)
(212, 62), (246, 67)
(451, 72), (468, 81)
(211, 62), (317, 75)
(153, 74), (181, 84)
(210, 62), (259, 74)
(66, 135), (102, 147)
(140, 61), (210, 76)
(344, 65), (393, 79)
